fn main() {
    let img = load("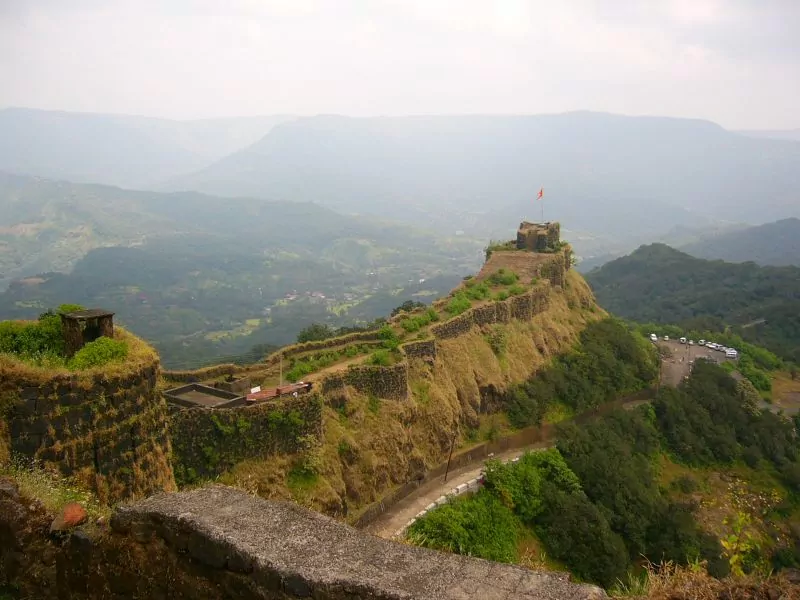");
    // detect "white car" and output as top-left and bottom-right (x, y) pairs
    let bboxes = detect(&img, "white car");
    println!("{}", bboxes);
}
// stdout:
(698, 339), (706, 346)
(679, 337), (687, 344)
(689, 340), (695, 345)
(725, 348), (738, 358)
(649, 333), (658, 342)
(664, 336), (670, 341)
